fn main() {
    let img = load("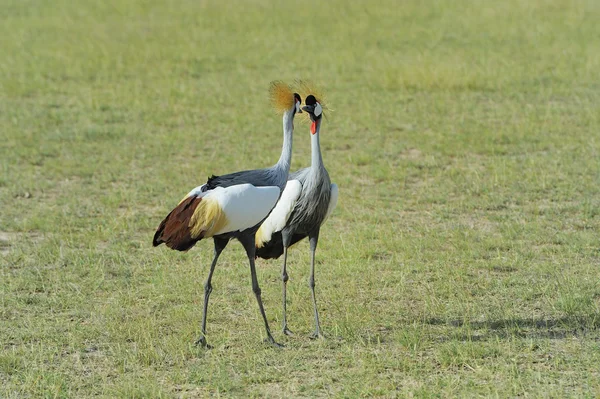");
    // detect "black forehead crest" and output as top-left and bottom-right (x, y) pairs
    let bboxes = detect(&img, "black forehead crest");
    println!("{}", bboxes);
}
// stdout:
(305, 94), (317, 106)
(294, 93), (301, 102)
